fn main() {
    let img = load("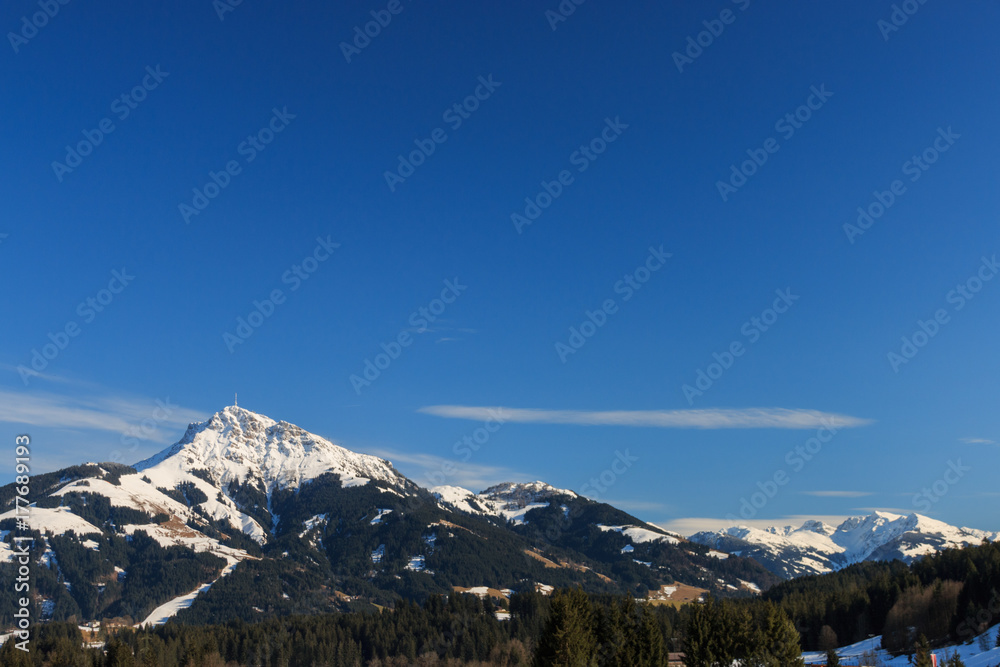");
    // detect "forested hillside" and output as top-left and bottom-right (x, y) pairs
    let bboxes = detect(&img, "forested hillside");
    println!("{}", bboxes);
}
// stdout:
(765, 540), (1000, 652)
(0, 588), (808, 667)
